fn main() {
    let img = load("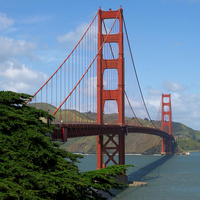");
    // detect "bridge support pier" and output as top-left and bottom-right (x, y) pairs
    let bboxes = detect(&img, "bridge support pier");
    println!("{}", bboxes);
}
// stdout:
(97, 135), (104, 169)
(161, 137), (173, 155)
(97, 132), (125, 170)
